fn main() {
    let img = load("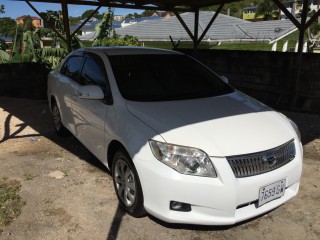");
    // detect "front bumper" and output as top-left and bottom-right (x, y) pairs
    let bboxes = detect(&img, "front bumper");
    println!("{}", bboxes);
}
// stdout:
(133, 140), (303, 225)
